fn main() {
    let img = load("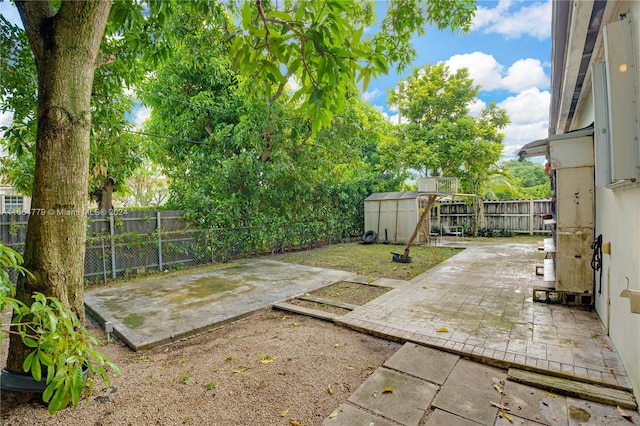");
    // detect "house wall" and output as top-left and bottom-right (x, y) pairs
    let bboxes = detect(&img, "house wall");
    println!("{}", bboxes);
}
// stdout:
(572, 0), (640, 401)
